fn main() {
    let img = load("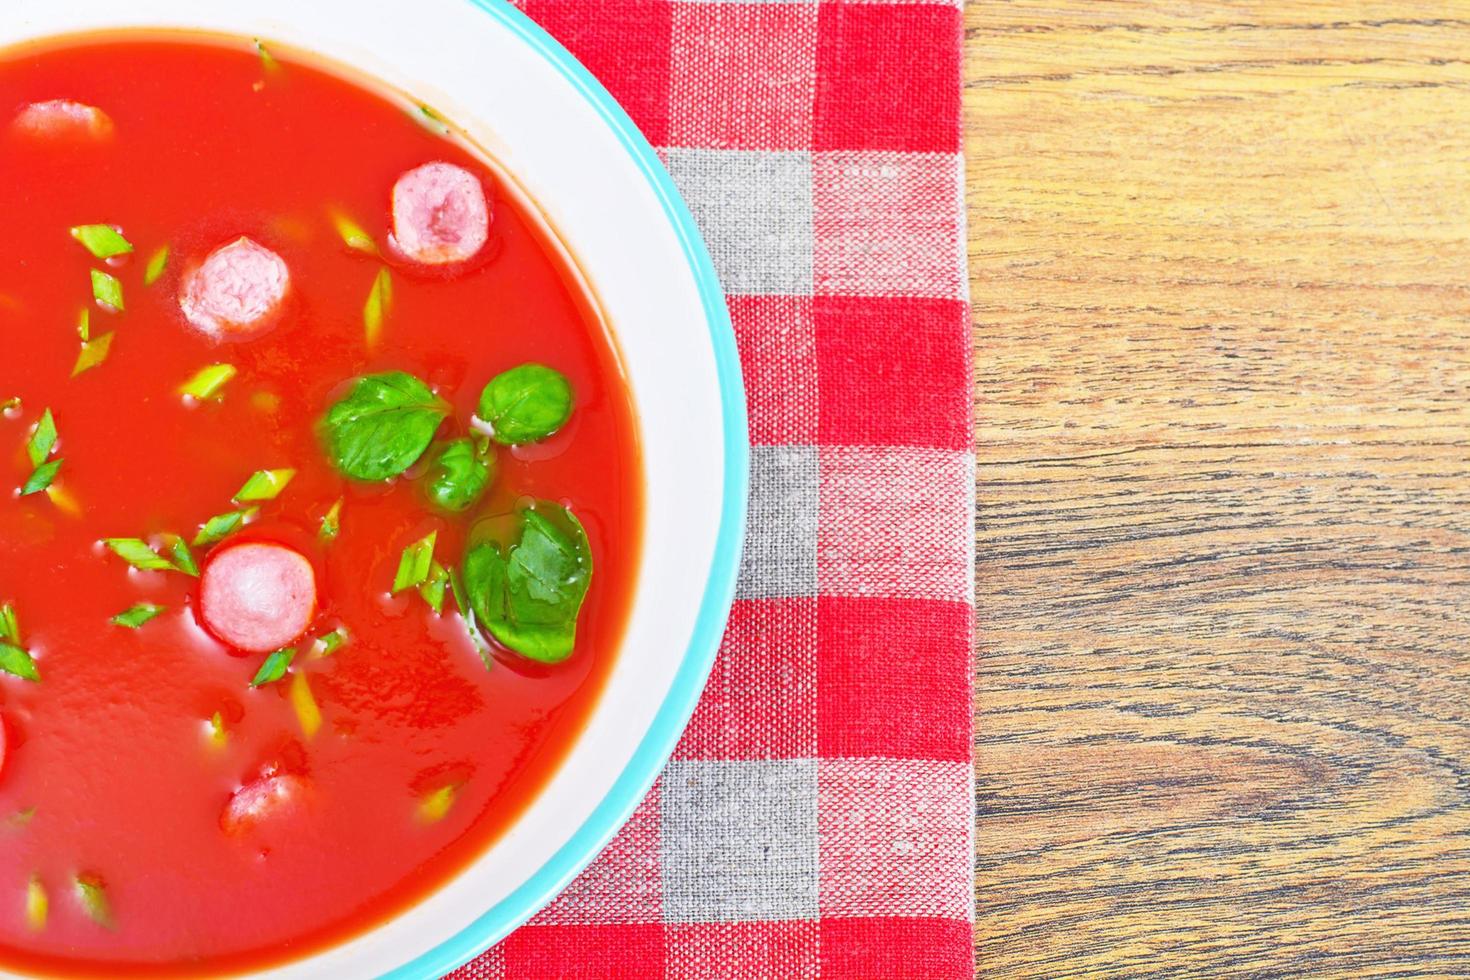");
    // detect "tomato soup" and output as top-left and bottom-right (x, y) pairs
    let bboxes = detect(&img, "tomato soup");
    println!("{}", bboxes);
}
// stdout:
(0, 35), (640, 975)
